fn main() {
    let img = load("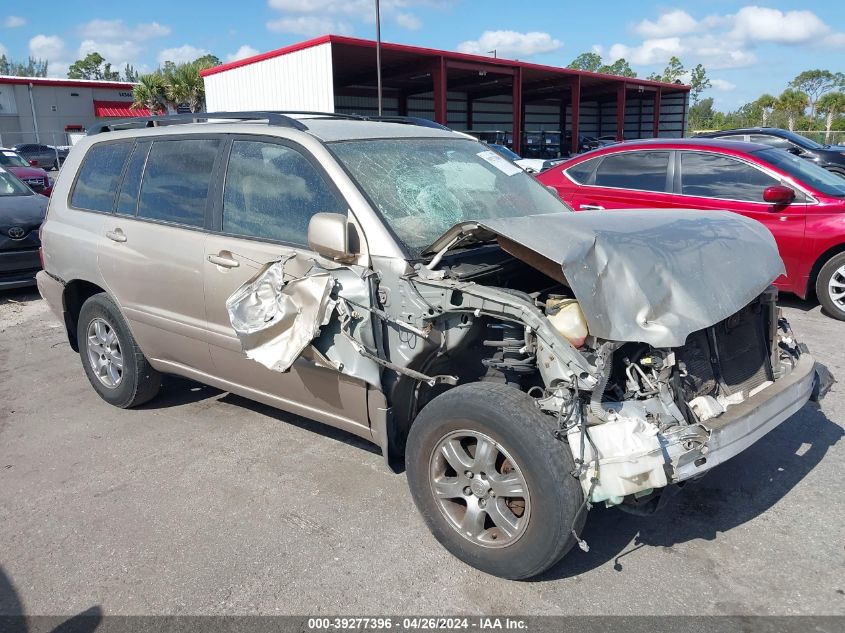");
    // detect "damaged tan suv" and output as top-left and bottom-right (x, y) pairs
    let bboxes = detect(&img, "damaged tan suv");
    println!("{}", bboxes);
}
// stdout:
(38, 112), (831, 579)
